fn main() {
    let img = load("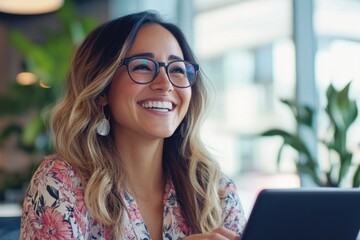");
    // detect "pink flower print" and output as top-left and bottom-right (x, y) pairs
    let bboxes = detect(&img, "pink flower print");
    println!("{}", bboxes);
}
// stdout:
(227, 182), (237, 193)
(71, 193), (87, 233)
(173, 207), (189, 235)
(227, 221), (240, 233)
(54, 160), (77, 180)
(30, 169), (51, 194)
(164, 181), (172, 195)
(38, 206), (75, 240)
(128, 203), (142, 222)
(60, 180), (85, 212)
(124, 225), (137, 240)
(22, 204), (41, 238)
(53, 169), (73, 186)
